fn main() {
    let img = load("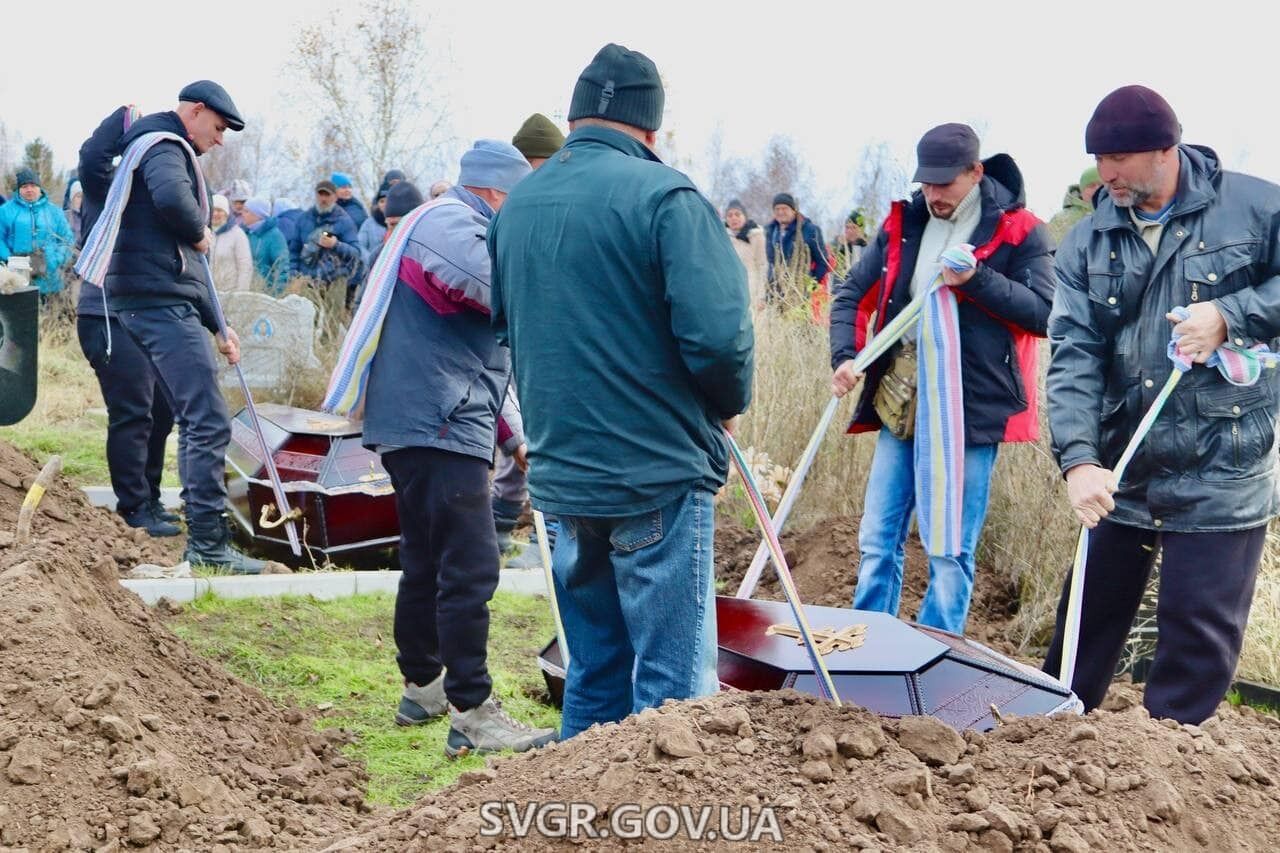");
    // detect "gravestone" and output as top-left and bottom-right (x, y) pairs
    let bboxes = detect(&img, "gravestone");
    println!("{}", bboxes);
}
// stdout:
(219, 292), (321, 390)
